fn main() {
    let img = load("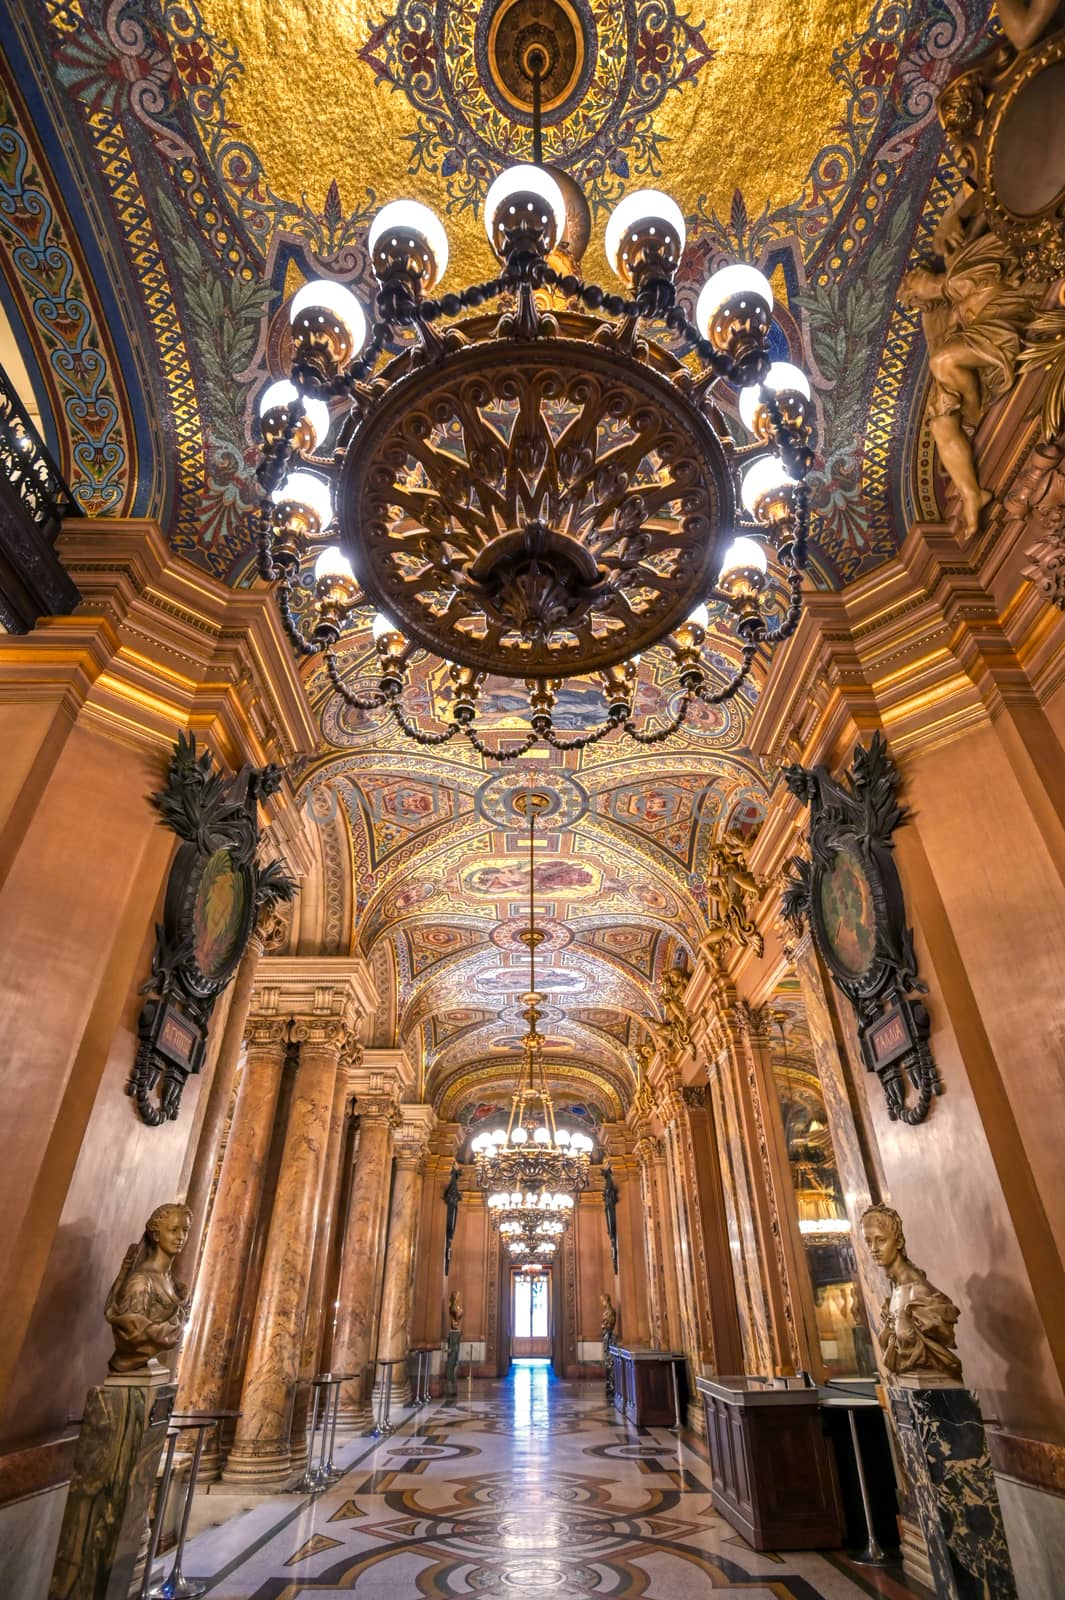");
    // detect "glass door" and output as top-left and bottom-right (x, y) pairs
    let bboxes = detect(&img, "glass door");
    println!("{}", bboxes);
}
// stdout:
(511, 1268), (552, 1358)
